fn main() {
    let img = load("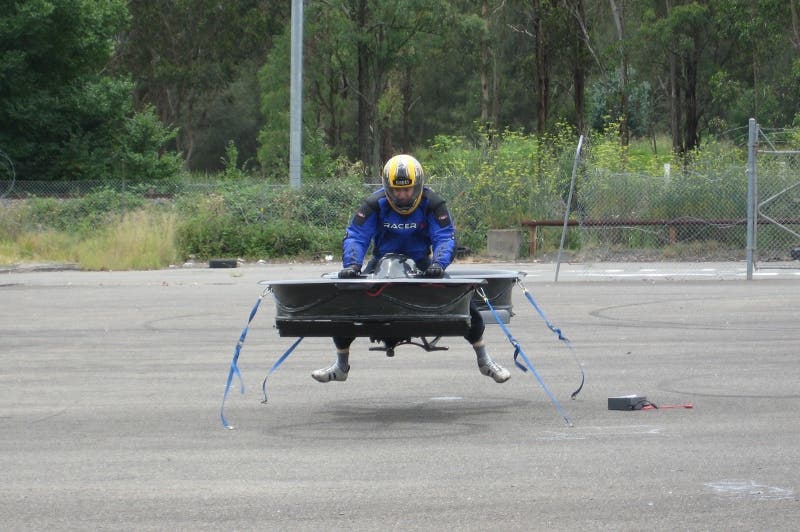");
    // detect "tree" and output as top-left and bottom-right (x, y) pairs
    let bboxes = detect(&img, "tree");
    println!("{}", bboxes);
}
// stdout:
(709, 0), (800, 127)
(146, 0), (800, 175)
(116, 1), (286, 170)
(563, 0), (589, 134)
(336, 2), (467, 172)
(502, 1), (582, 135)
(608, 0), (629, 144)
(631, 0), (799, 152)
(257, 27), (291, 178)
(0, 0), (140, 180)
(635, 1), (711, 151)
